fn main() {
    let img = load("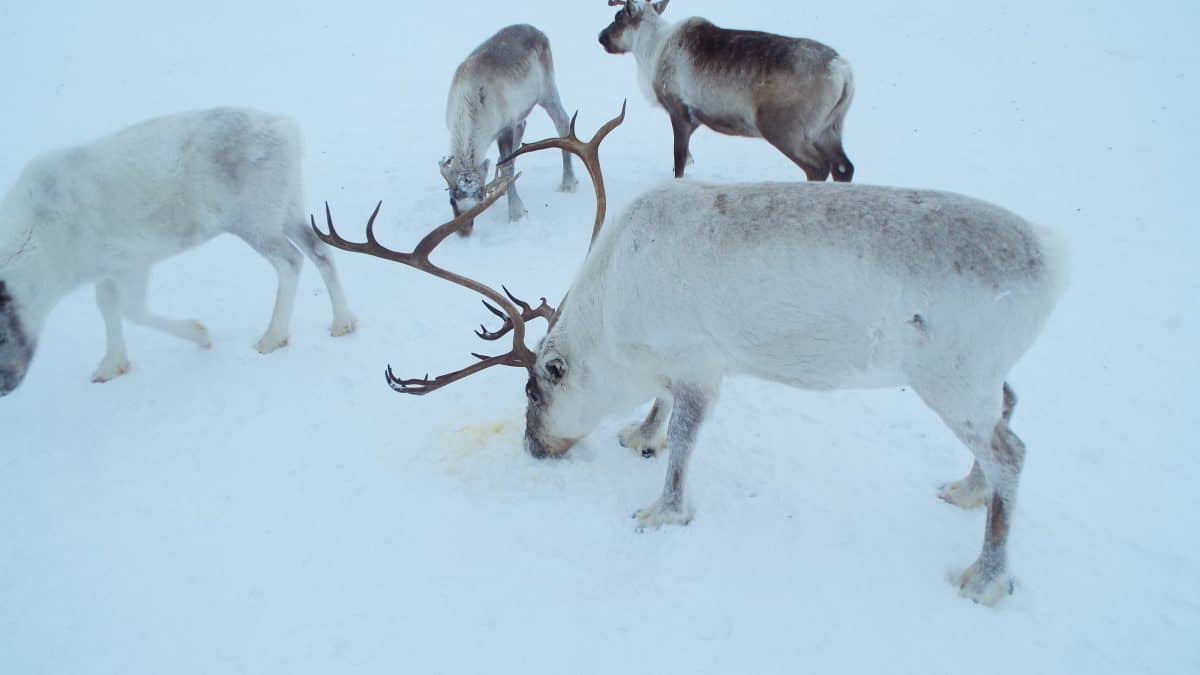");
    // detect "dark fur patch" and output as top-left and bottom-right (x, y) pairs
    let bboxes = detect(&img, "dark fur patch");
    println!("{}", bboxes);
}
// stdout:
(1001, 383), (1017, 422)
(0, 279), (36, 395)
(679, 20), (837, 78)
(599, 8), (636, 54)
